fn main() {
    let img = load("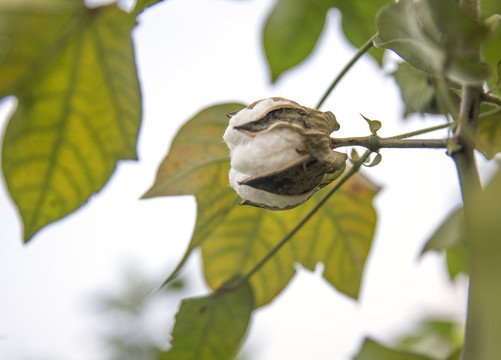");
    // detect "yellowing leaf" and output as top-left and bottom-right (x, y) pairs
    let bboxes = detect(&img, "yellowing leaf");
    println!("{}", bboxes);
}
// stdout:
(1, 2), (141, 242)
(201, 172), (379, 306)
(477, 106), (501, 159)
(144, 103), (245, 283)
(158, 280), (254, 360)
(144, 103), (244, 198)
